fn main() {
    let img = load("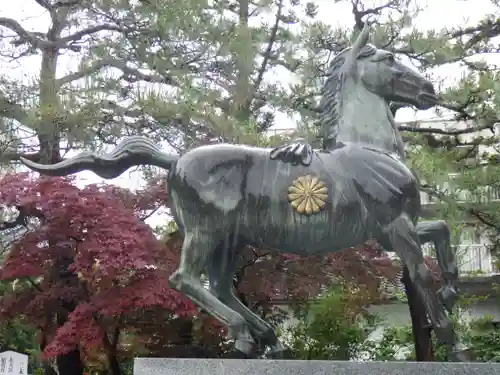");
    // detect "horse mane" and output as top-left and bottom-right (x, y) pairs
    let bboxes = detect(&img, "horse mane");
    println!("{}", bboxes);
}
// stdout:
(318, 44), (377, 149)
